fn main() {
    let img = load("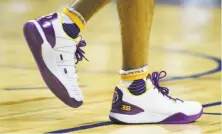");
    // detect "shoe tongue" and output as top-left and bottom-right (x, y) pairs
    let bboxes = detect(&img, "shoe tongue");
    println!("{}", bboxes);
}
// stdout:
(62, 13), (74, 24)
(146, 78), (152, 84)
(143, 77), (155, 91)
